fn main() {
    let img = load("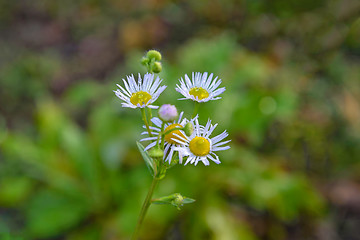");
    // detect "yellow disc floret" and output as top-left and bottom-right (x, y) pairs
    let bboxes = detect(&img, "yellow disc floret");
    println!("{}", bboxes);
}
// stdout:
(189, 87), (209, 100)
(164, 123), (185, 144)
(130, 91), (152, 105)
(189, 136), (210, 156)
